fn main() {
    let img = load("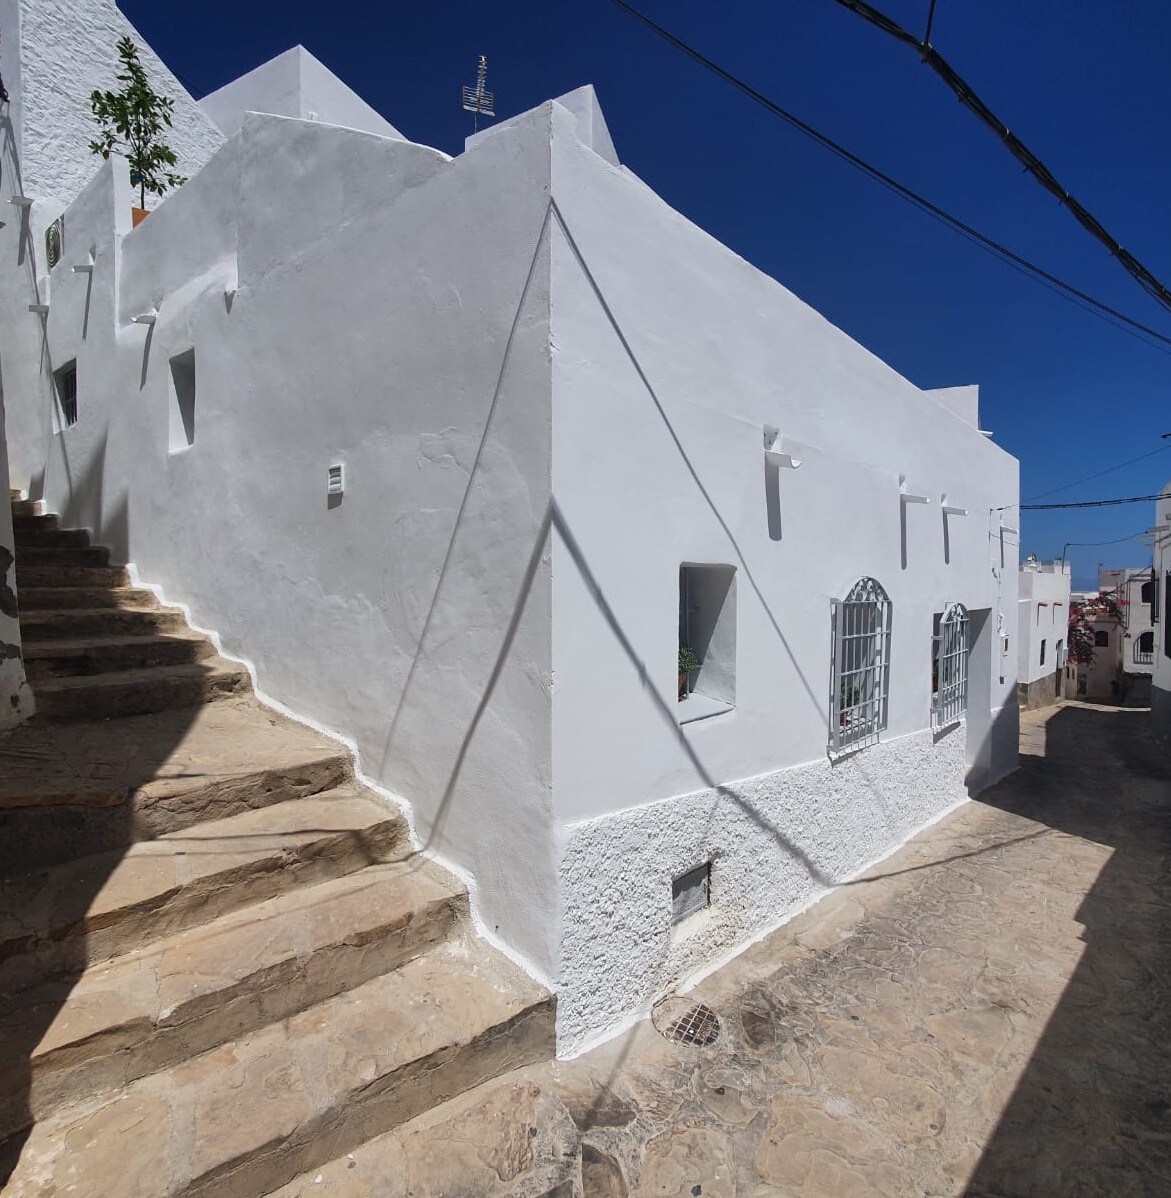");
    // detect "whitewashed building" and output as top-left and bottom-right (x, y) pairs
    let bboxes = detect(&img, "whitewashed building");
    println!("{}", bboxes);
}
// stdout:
(1100, 565), (1158, 677)
(1151, 483), (1171, 735)
(0, 1), (1021, 1051)
(1017, 558), (1069, 710)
